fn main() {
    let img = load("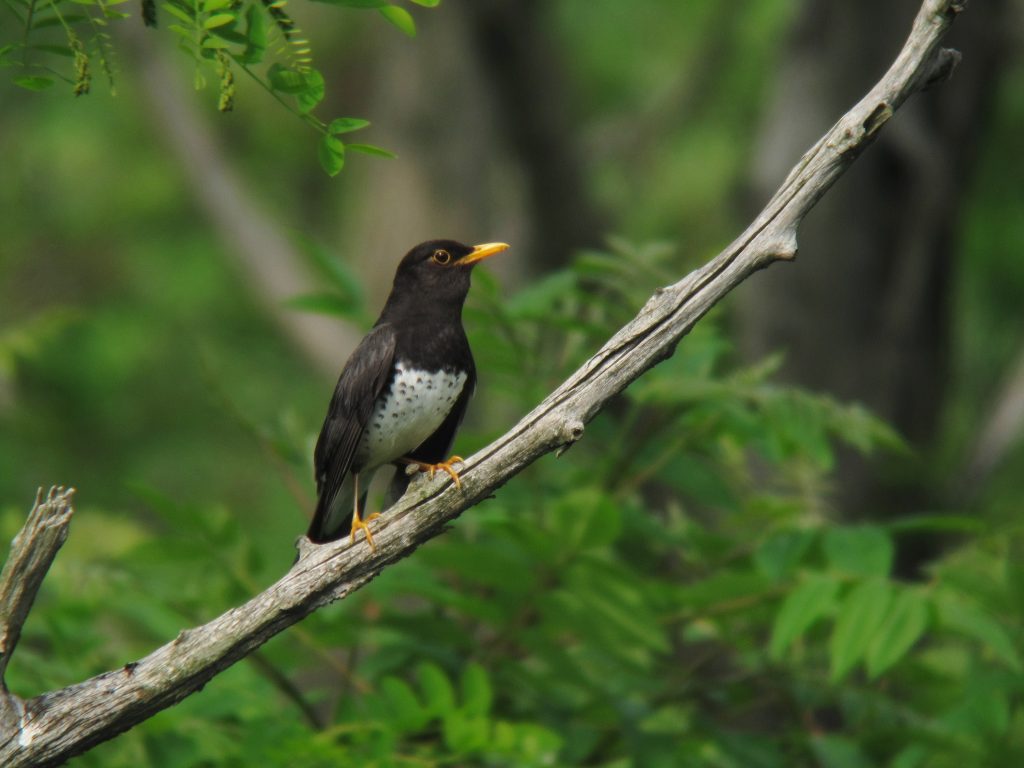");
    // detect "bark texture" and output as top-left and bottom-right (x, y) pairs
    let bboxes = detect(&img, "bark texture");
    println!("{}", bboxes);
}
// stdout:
(0, 2), (967, 763)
